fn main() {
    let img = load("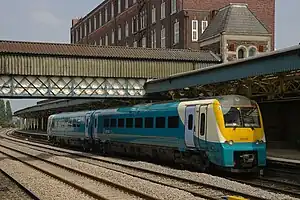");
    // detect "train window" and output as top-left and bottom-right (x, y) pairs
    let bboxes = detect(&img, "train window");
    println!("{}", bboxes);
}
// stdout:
(104, 119), (110, 127)
(118, 118), (125, 128)
(77, 123), (80, 127)
(111, 119), (117, 127)
(135, 118), (143, 128)
(188, 114), (193, 130)
(126, 118), (133, 128)
(156, 117), (165, 128)
(168, 116), (179, 128)
(145, 117), (153, 128)
(200, 113), (205, 136)
(94, 118), (97, 128)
